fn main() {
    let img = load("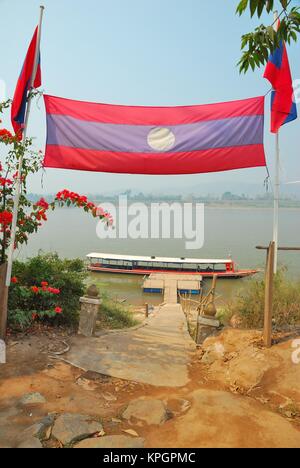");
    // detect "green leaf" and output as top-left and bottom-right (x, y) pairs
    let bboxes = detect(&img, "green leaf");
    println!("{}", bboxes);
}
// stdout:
(250, 0), (258, 17)
(257, 0), (265, 17)
(266, 0), (274, 13)
(267, 25), (275, 41)
(236, 0), (249, 16)
(290, 30), (297, 42)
